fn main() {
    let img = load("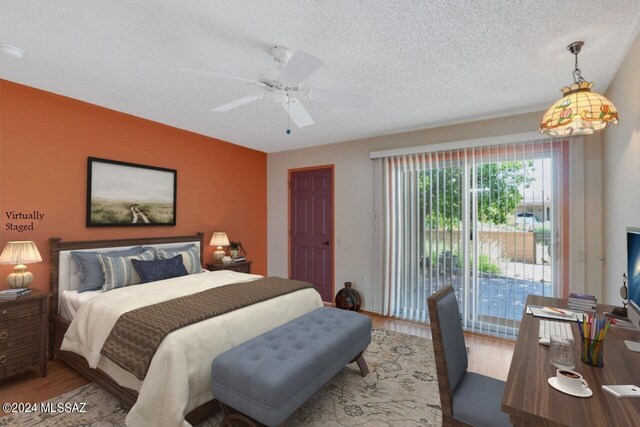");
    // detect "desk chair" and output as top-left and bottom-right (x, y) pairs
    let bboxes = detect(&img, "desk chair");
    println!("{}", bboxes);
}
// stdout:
(427, 286), (511, 427)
